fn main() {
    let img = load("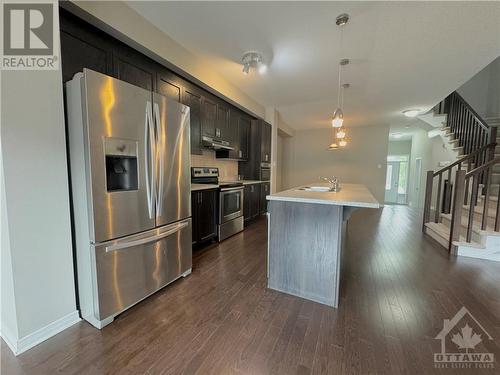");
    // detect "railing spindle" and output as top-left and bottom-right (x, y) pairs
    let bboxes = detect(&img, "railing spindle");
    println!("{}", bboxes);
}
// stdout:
(467, 176), (479, 242)
(496, 183), (500, 232)
(449, 169), (466, 253)
(481, 165), (491, 230)
(435, 174), (443, 222)
(423, 171), (434, 231)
